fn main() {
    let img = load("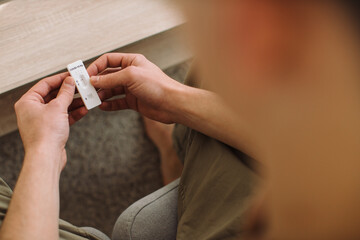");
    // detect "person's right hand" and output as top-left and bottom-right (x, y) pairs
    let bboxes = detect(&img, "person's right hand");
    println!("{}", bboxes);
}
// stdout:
(87, 53), (186, 124)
